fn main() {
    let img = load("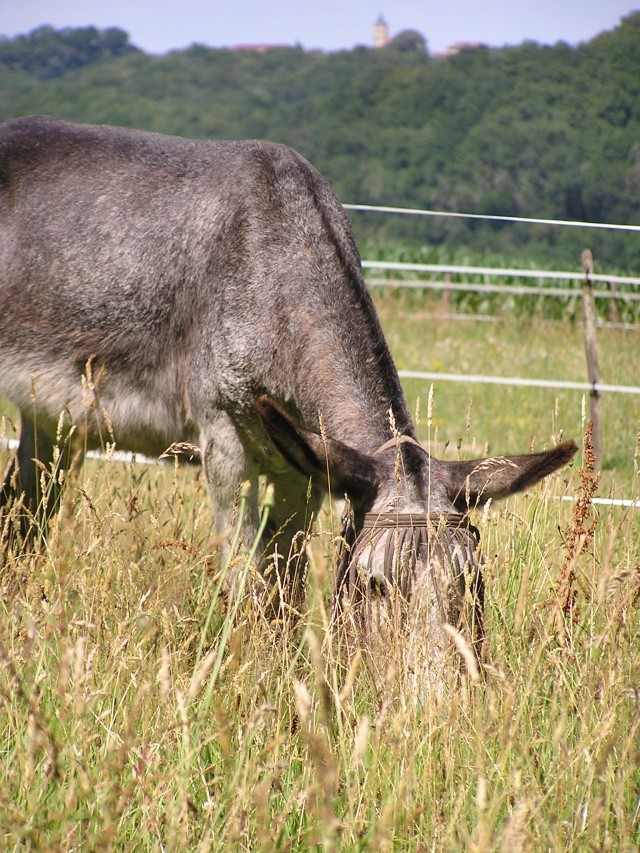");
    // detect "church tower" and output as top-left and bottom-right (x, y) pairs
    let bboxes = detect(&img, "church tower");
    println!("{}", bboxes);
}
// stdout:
(373, 15), (390, 48)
